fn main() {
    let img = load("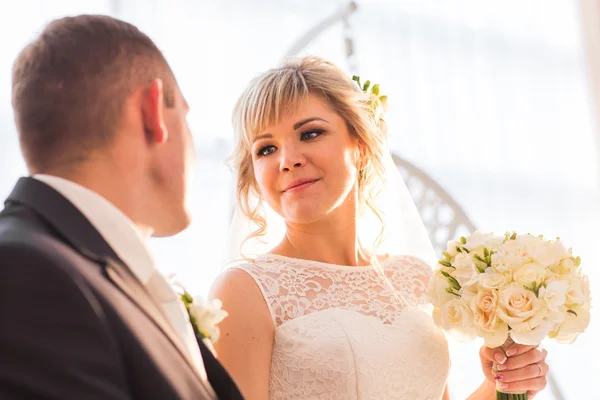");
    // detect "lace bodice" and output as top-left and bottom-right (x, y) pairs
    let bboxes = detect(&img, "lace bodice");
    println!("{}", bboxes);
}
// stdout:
(234, 254), (450, 400)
